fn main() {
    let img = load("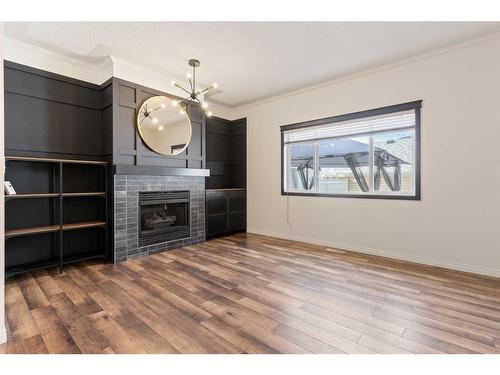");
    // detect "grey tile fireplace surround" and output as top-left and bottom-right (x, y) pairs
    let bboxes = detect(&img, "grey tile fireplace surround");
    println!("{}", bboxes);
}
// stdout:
(114, 175), (206, 263)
